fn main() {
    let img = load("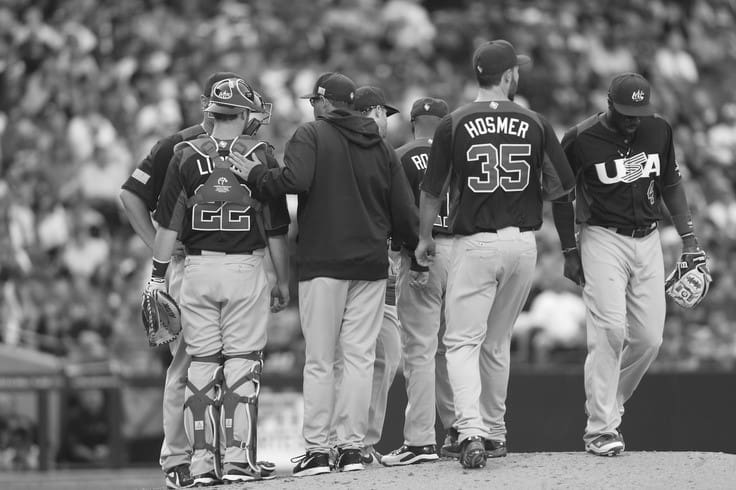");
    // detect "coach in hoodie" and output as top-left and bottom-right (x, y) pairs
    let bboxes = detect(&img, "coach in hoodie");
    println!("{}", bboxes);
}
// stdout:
(227, 72), (422, 476)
